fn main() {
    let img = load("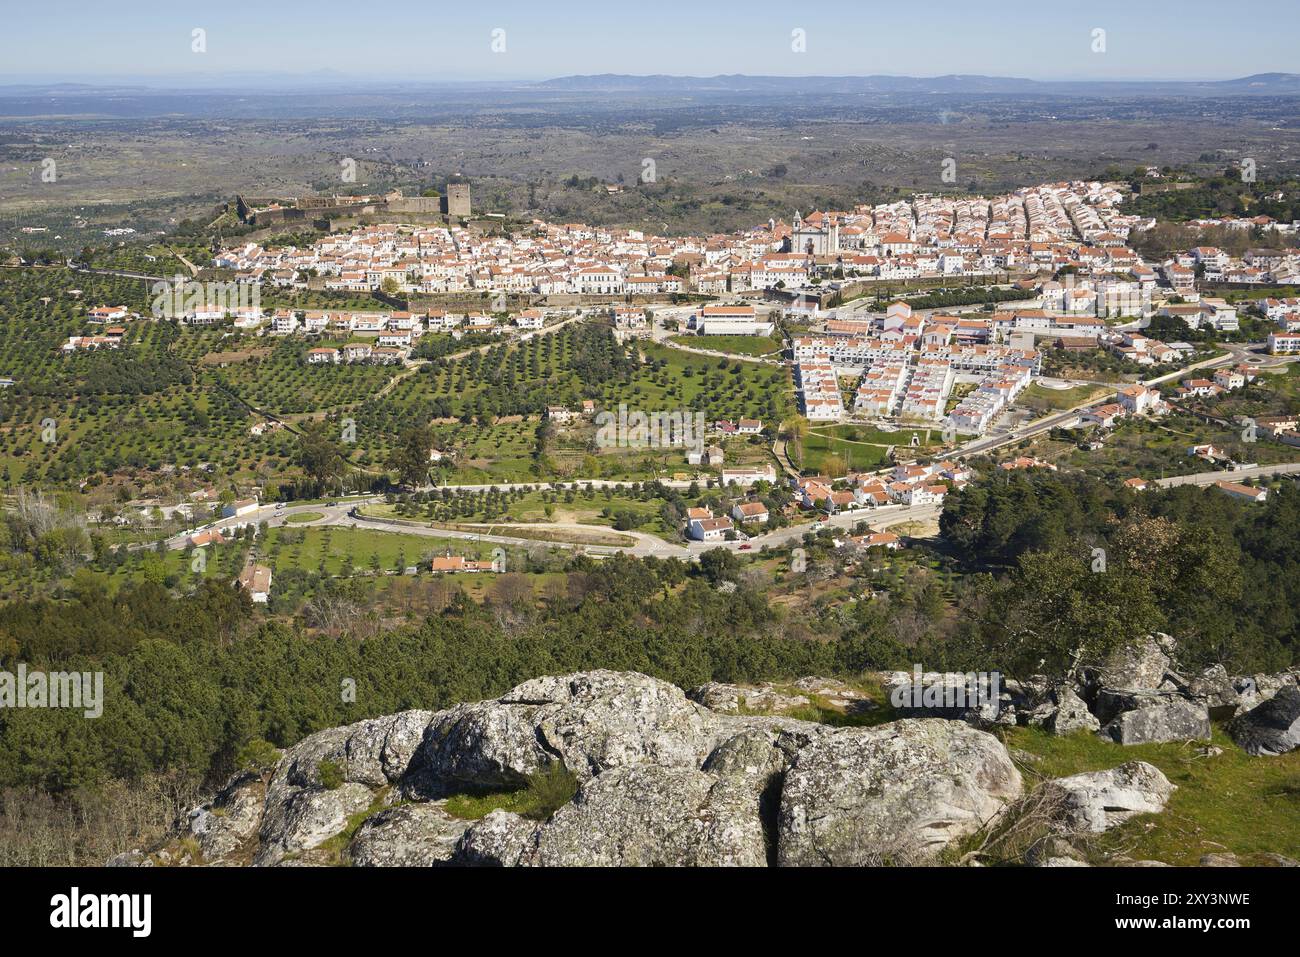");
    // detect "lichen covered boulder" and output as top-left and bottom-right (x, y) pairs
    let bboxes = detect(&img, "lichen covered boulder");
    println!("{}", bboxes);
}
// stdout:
(1045, 761), (1176, 834)
(1228, 686), (1300, 756)
(347, 803), (470, 867)
(411, 671), (718, 795)
(1098, 698), (1211, 745)
(777, 719), (1022, 866)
